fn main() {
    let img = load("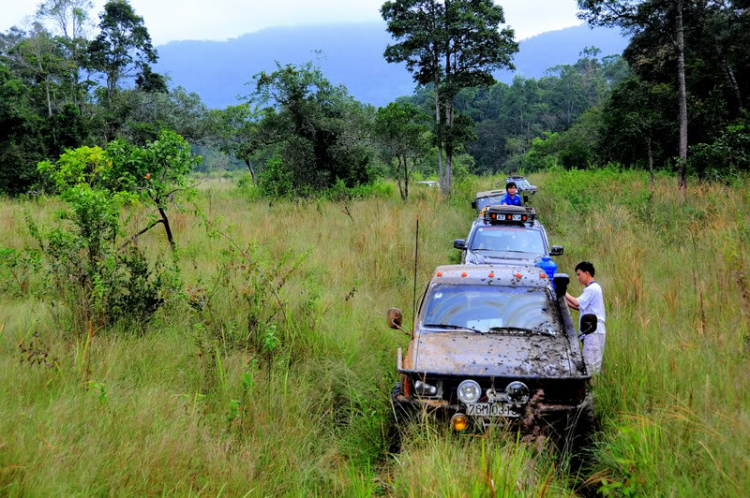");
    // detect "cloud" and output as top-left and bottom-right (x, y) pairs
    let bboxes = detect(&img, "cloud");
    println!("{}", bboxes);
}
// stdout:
(0, 0), (583, 45)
